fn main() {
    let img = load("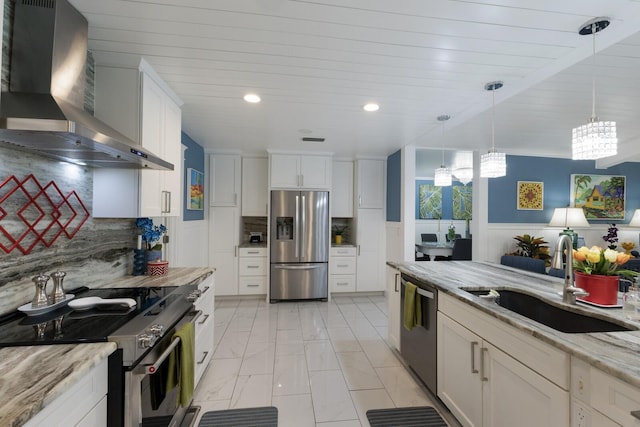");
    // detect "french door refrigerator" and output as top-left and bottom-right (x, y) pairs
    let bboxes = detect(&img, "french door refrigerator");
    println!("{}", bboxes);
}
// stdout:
(270, 190), (329, 301)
